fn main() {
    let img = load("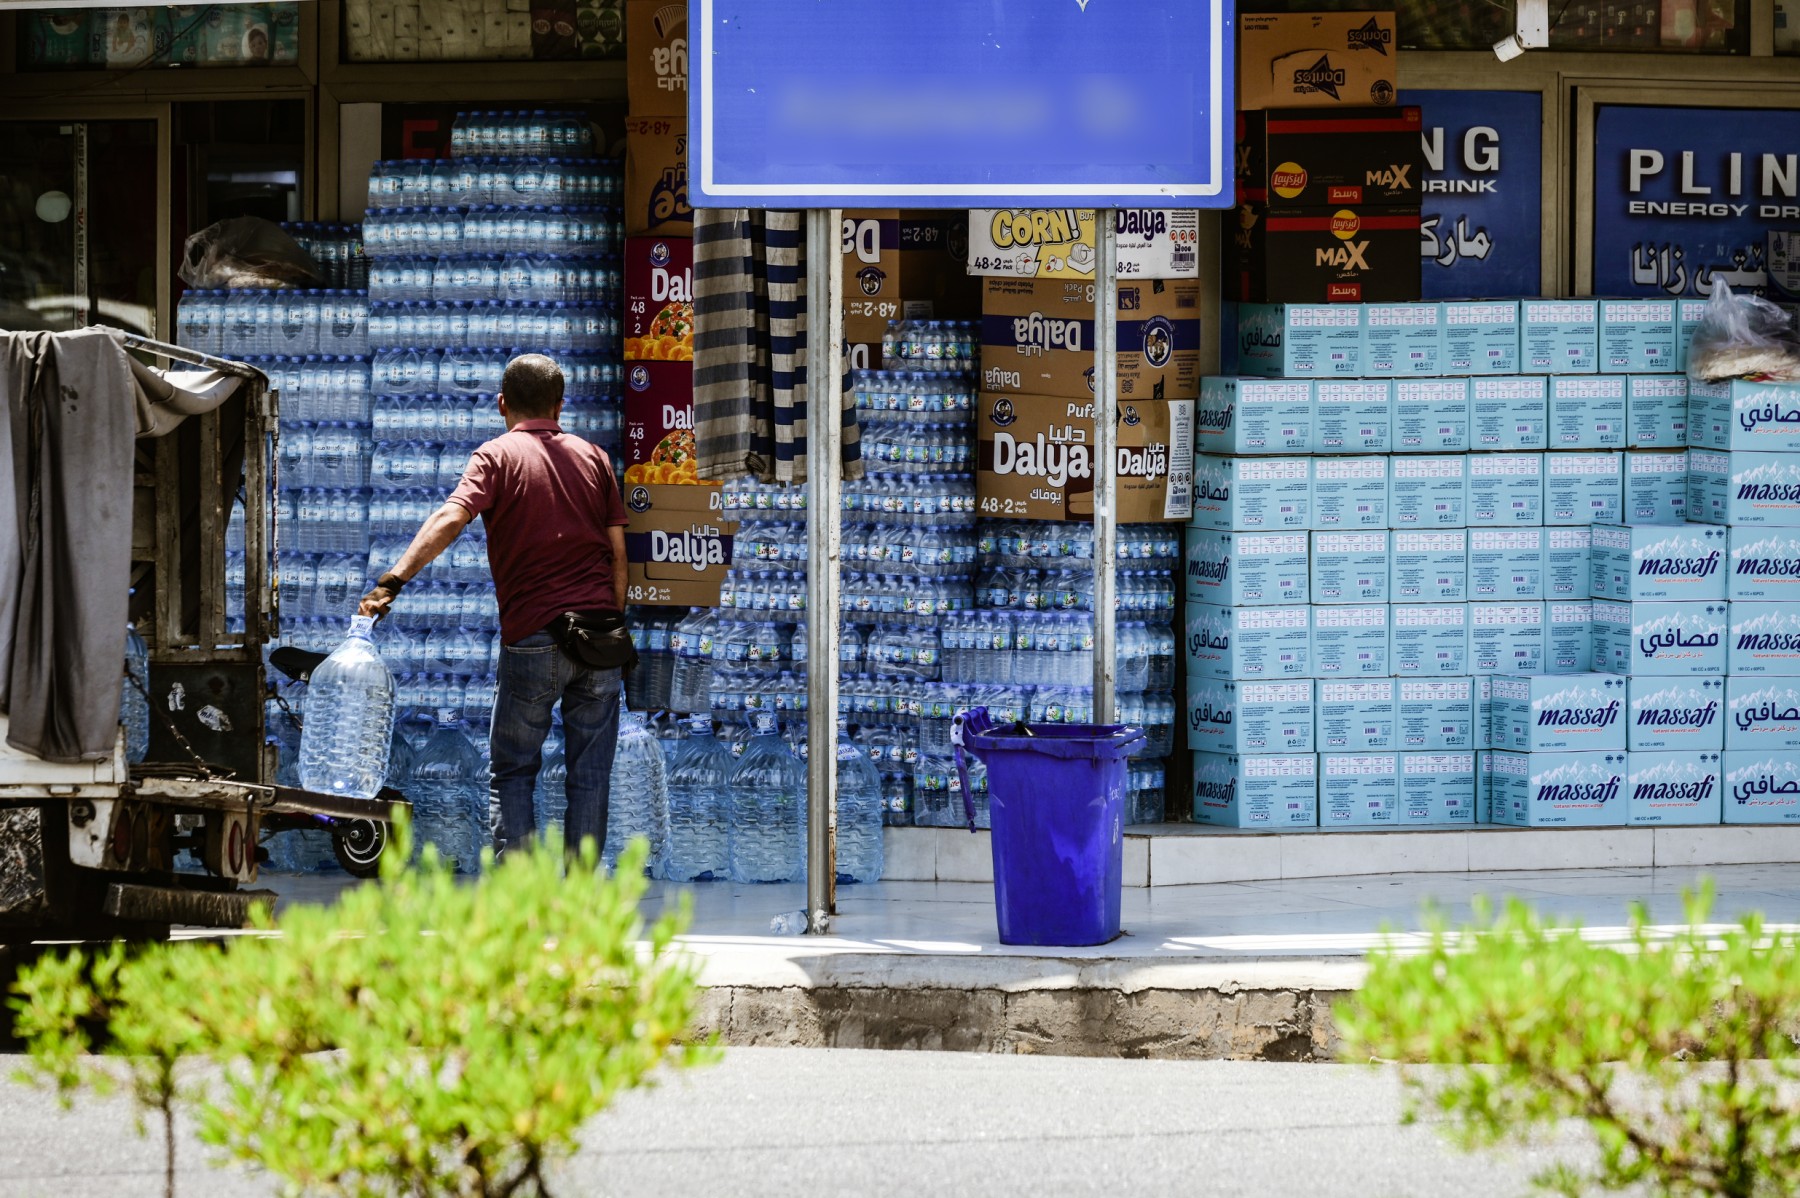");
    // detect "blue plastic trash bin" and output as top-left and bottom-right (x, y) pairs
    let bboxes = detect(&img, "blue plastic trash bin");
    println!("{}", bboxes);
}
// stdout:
(952, 706), (1146, 947)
